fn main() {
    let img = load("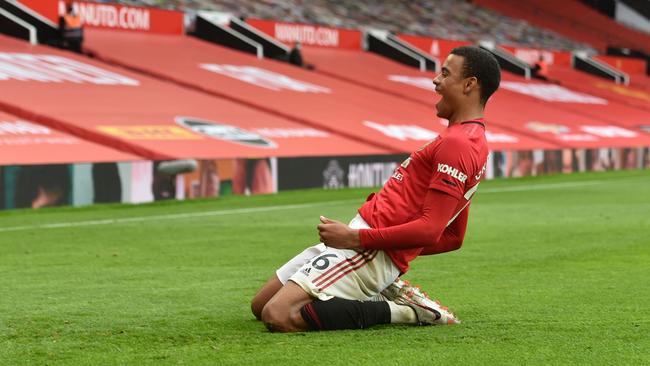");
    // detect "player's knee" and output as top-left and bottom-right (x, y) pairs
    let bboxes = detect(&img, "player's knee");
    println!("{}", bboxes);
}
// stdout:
(261, 302), (293, 333)
(260, 303), (283, 332)
(250, 295), (265, 320)
(288, 308), (307, 329)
